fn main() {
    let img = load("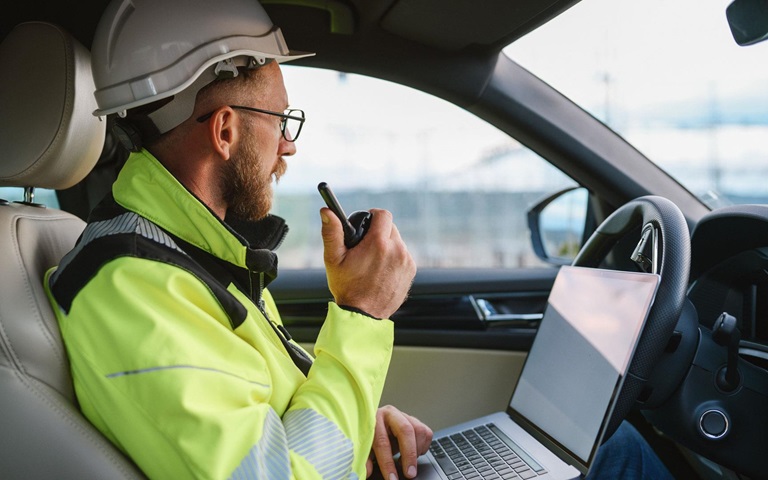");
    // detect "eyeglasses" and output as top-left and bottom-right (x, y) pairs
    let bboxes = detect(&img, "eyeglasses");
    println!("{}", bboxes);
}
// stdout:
(196, 106), (305, 142)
